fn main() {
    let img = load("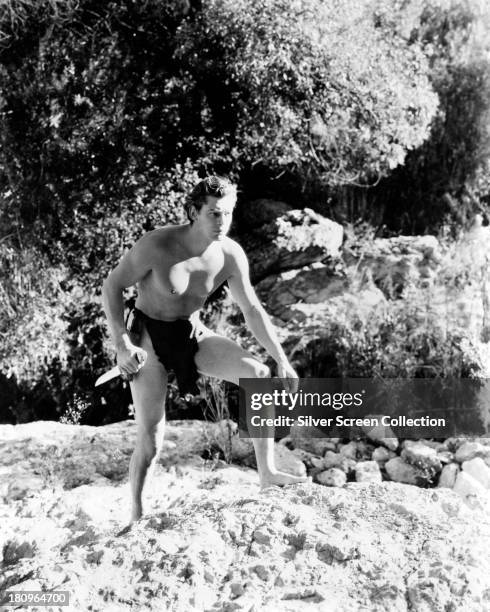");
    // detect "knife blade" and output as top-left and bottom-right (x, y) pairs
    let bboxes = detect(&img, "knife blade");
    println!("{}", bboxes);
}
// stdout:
(95, 365), (121, 387)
